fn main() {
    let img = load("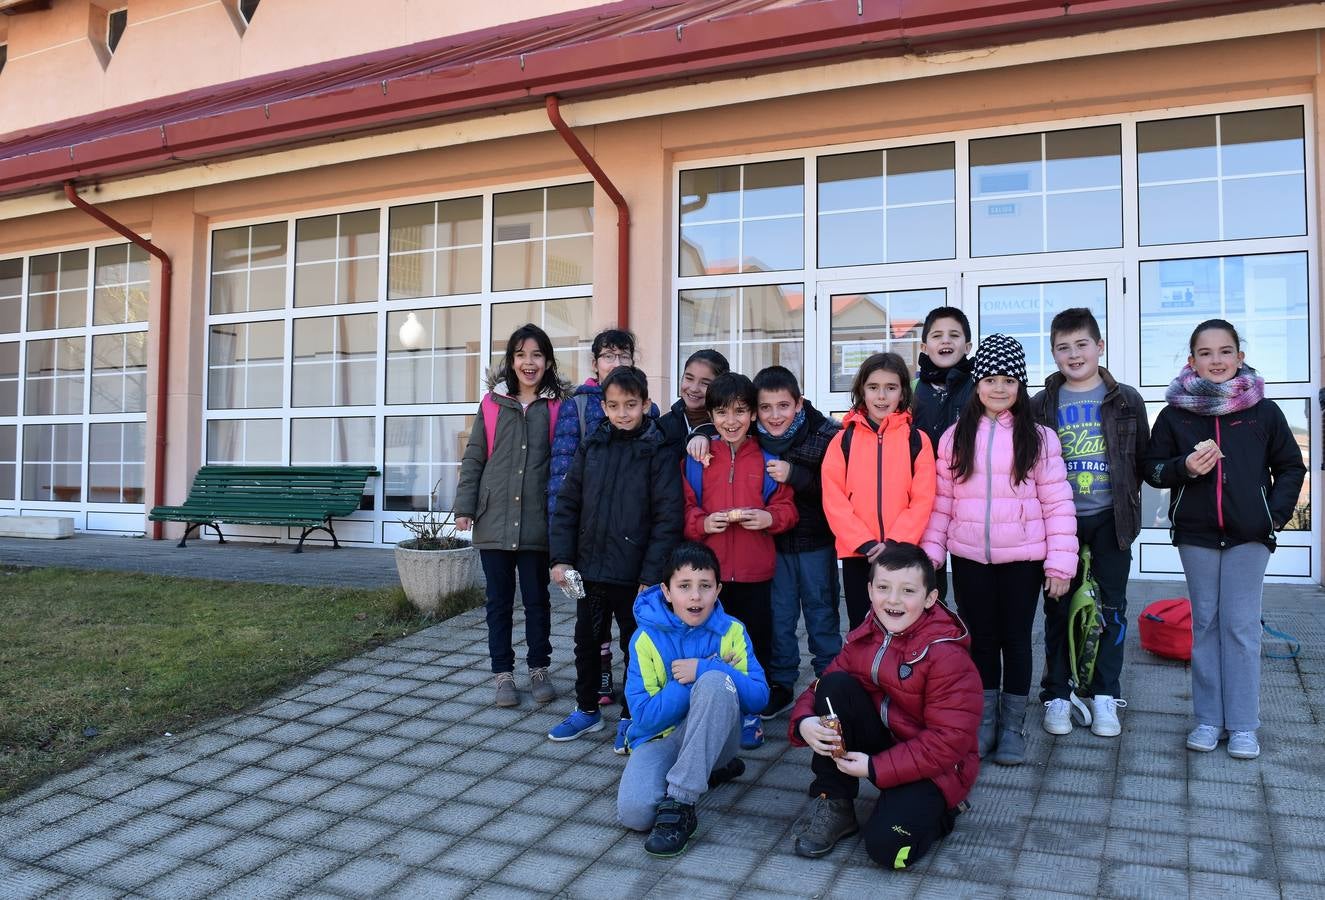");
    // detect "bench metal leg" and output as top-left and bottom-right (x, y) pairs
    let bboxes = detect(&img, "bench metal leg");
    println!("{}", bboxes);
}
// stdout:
(178, 522), (225, 548)
(293, 520), (340, 553)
